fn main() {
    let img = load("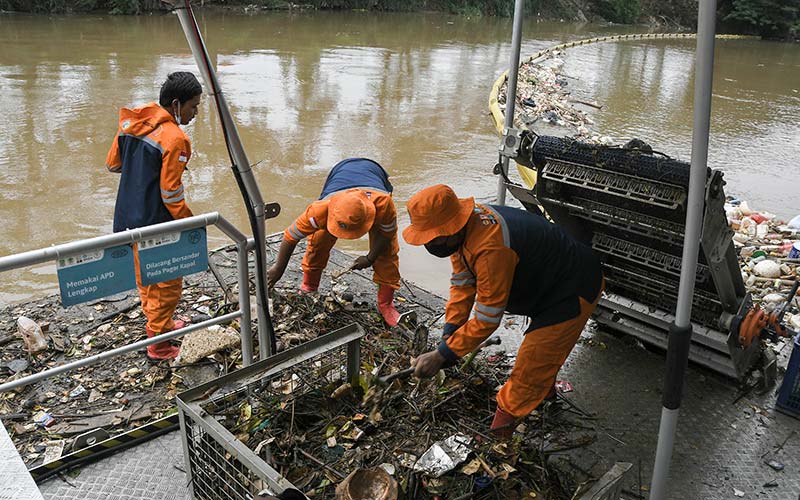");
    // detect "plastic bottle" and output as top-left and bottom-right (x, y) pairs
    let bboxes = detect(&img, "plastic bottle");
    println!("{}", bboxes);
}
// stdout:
(17, 316), (48, 354)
